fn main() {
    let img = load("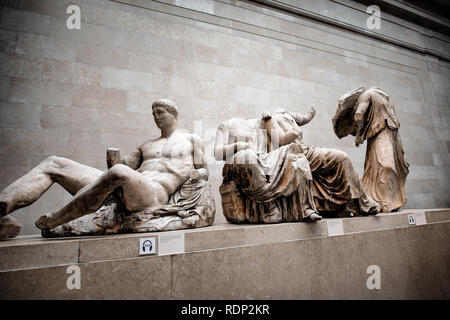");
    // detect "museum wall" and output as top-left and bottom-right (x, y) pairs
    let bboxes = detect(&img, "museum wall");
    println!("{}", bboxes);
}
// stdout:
(0, 0), (449, 235)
